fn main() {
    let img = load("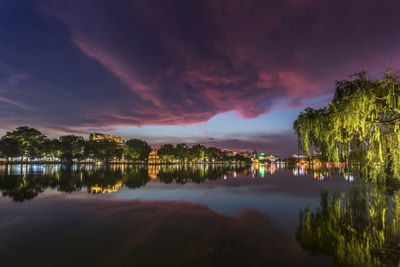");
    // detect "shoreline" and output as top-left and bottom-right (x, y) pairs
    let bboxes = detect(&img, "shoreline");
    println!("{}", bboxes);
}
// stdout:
(0, 161), (254, 165)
